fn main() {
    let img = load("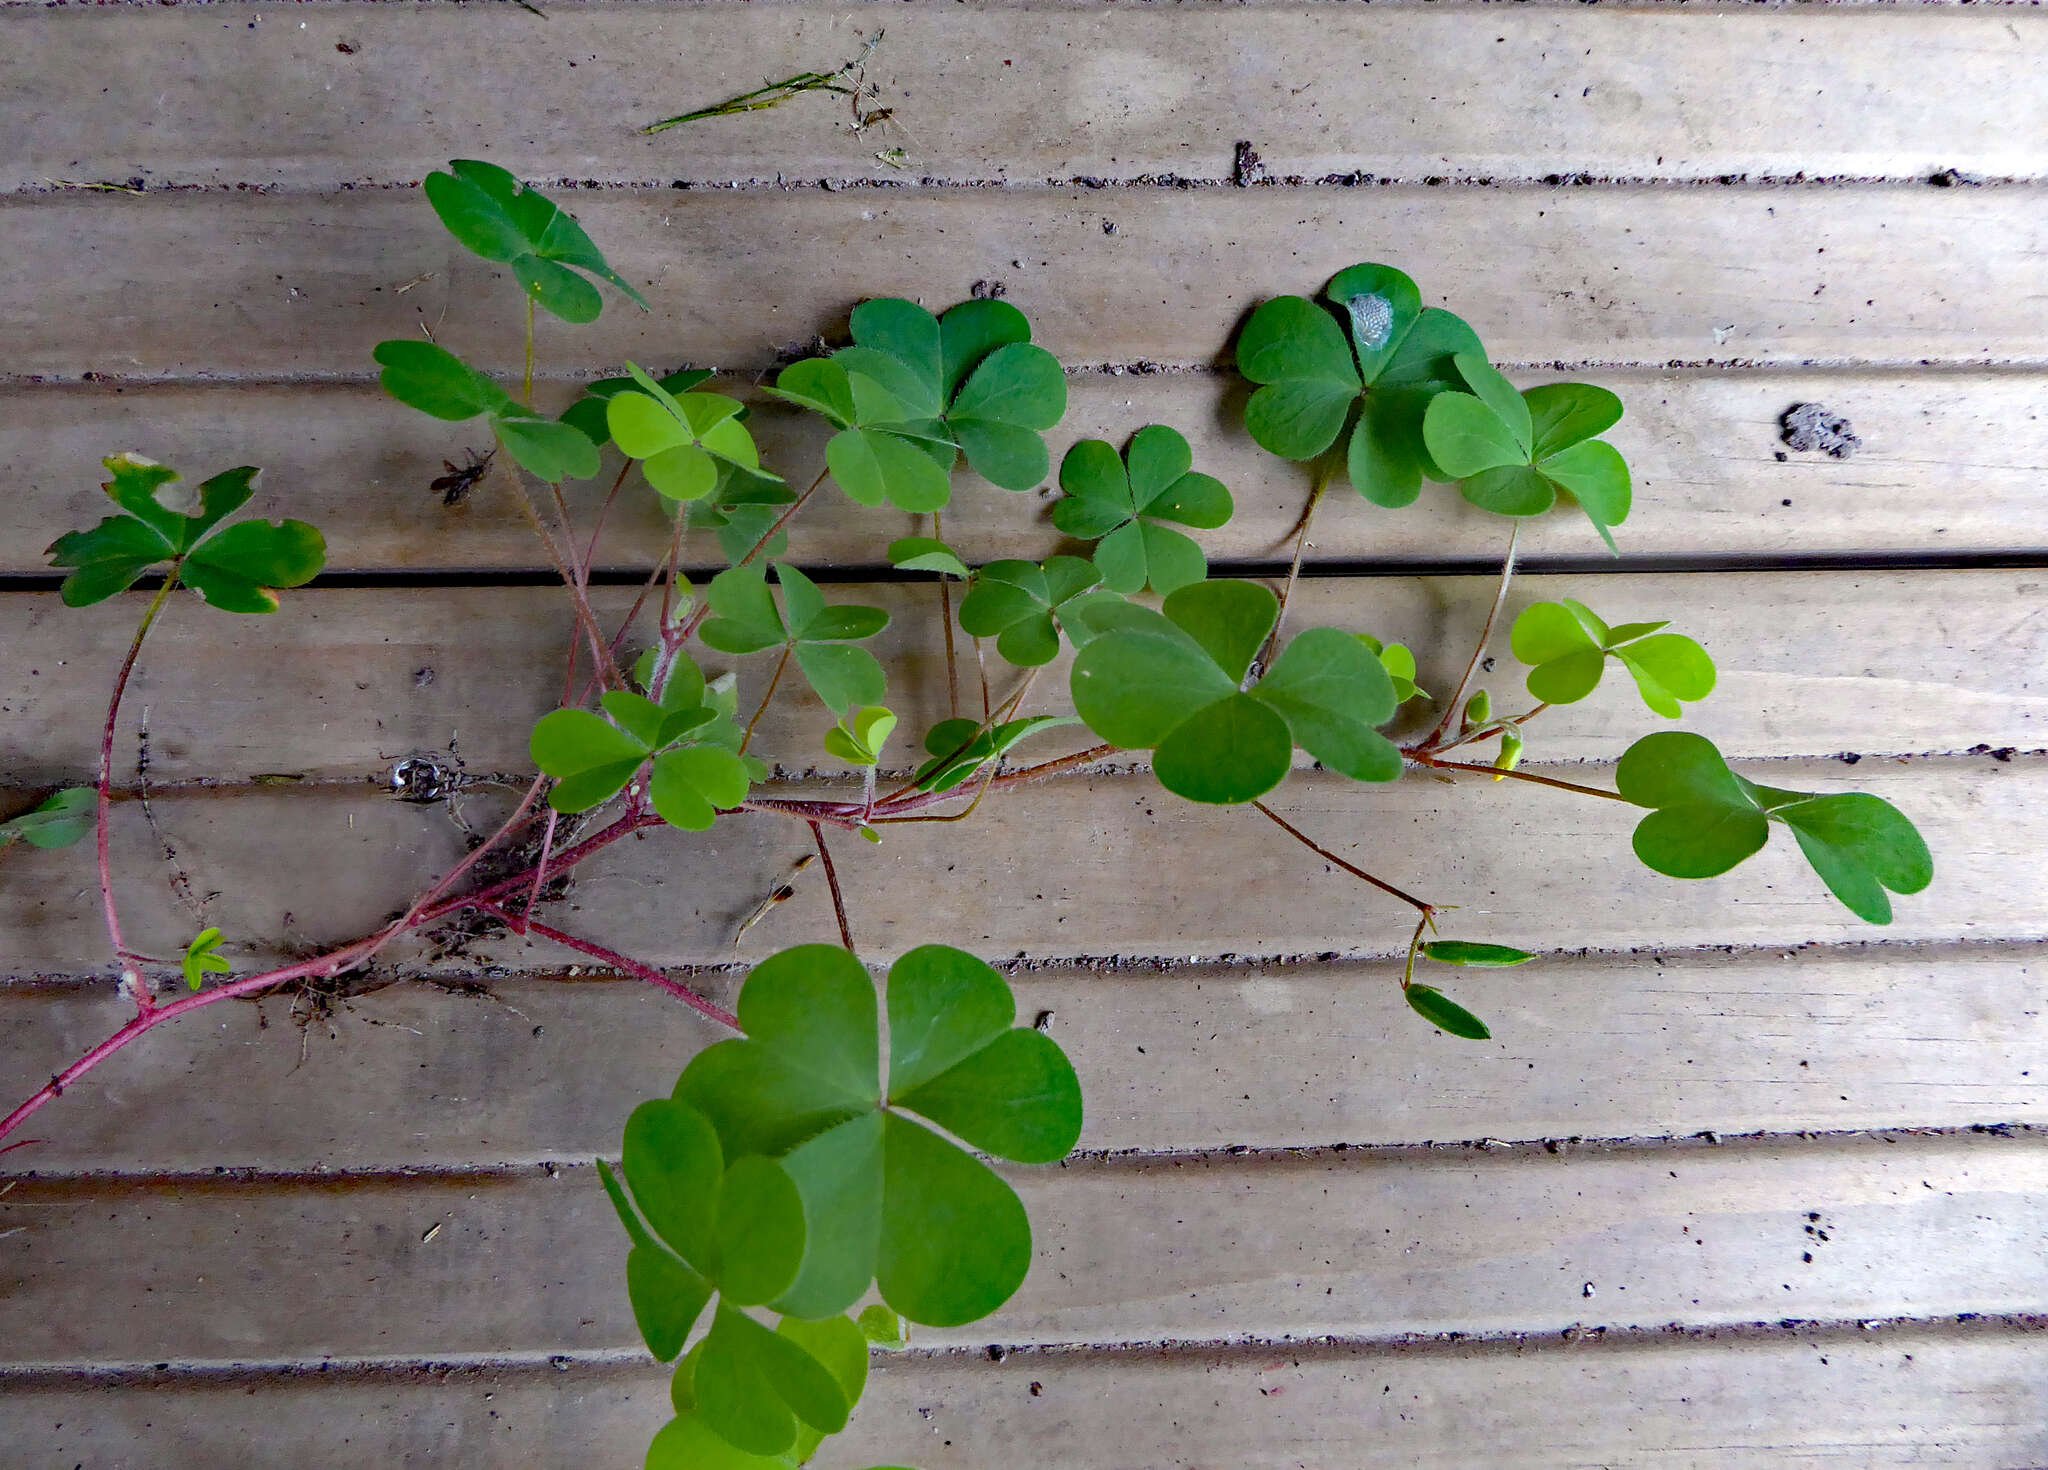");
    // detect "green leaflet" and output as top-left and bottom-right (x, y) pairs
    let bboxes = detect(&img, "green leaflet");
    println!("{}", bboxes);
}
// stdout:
(605, 363), (784, 504)
(1069, 580), (1400, 804)
(823, 707), (898, 767)
(1236, 263), (1485, 507)
(886, 537), (970, 579)
(372, 341), (601, 484)
(956, 557), (1119, 668)
(671, 943), (1082, 1327)
(1616, 731), (1932, 922)
(769, 298), (1068, 510)
(45, 455), (325, 612)
(913, 715), (1082, 794)
(423, 159), (648, 320)
(528, 650), (752, 827)
(1355, 634), (1430, 705)
(560, 368), (715, 448)
(598, 1110), (855, 1460)
(1405, 985), (1491, 1040)
(0, 787), (96, 851)
(181, 927), (231, 991)
(1510, 599), (1715, 717)
(699, 564), (890, 716)
(1421, 941), (1534, 967)
(1422, 366), (1632, 551)
(1053, 426), (1234, 595)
